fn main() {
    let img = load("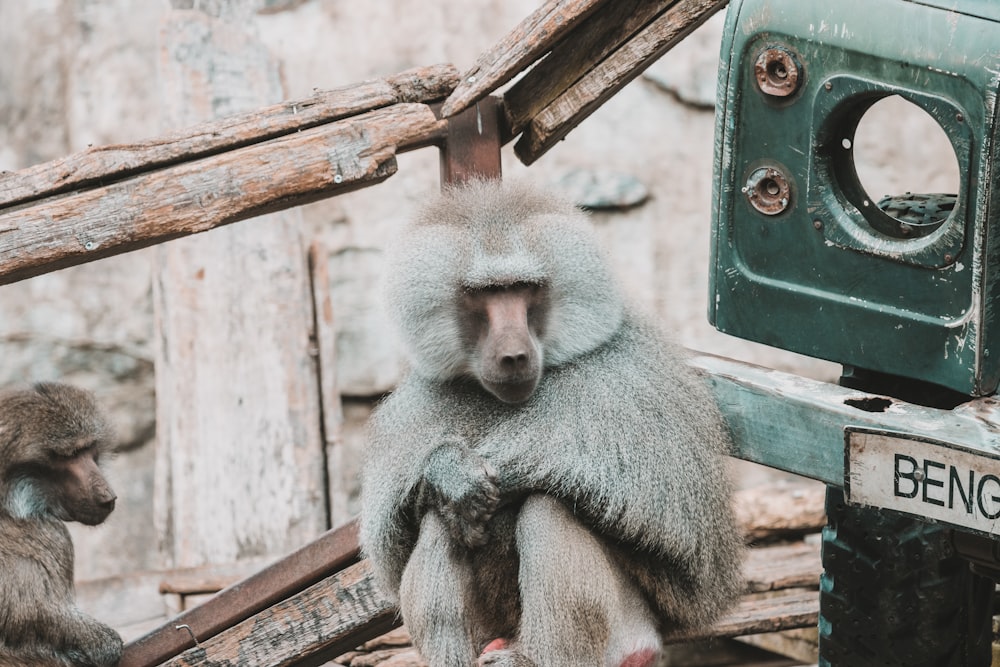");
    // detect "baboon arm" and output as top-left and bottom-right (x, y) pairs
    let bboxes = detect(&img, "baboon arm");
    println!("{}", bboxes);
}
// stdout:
(0, 557), (94, 650)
